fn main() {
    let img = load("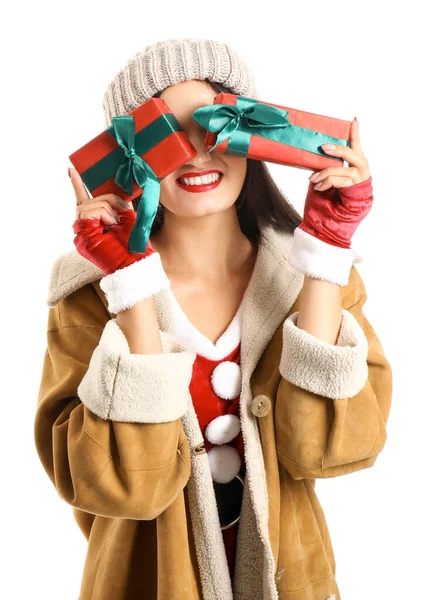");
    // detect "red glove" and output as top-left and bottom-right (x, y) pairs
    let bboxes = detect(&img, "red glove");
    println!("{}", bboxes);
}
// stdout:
(73, 209), (155, 274)
(288, 176), (374, 286)
(299, 176), (374, 249)
(73, 209), (170, 314)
